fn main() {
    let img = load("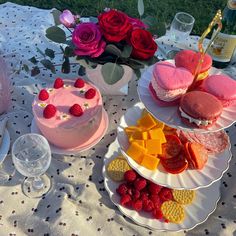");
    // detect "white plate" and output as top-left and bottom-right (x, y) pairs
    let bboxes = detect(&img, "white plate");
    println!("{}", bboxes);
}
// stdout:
(31, 109), (109, 155)
(137, 61), (236, 133)
(102, 139), (221, 232)
(0, 129), (10, 163)
(117, 103), (232, 190)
